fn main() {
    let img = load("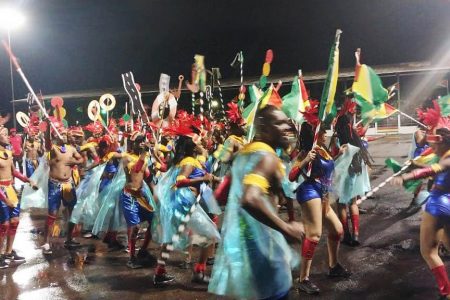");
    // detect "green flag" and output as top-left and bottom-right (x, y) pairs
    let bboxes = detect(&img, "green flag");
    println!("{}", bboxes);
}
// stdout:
(319, 29), (342, 123)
